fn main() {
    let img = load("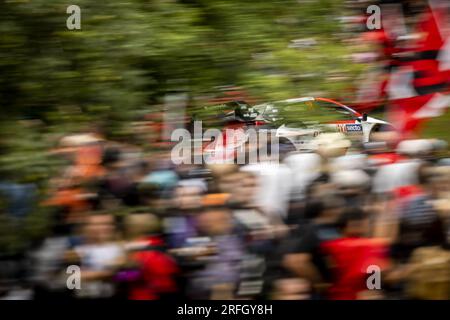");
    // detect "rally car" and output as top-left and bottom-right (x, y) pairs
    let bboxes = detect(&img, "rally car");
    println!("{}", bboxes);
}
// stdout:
(198, 97), (394, 159)
(252, 97), (395, 151)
